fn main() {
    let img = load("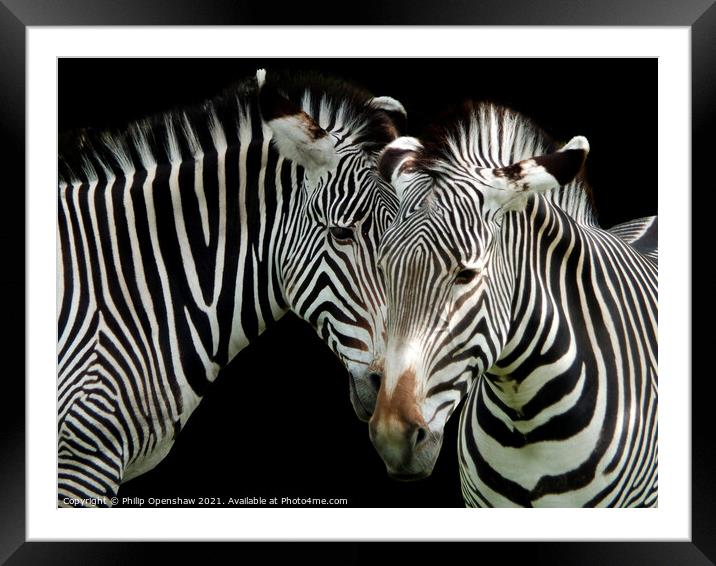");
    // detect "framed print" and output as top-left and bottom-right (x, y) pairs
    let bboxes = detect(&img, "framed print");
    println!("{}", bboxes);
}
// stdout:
(3, 0), (712, 563)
